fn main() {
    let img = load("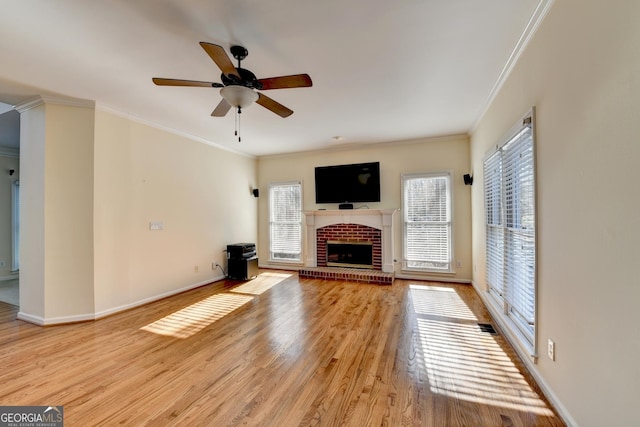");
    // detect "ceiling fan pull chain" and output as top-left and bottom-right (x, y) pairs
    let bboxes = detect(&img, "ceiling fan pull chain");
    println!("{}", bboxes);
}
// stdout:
(236, 107), (241, 142)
